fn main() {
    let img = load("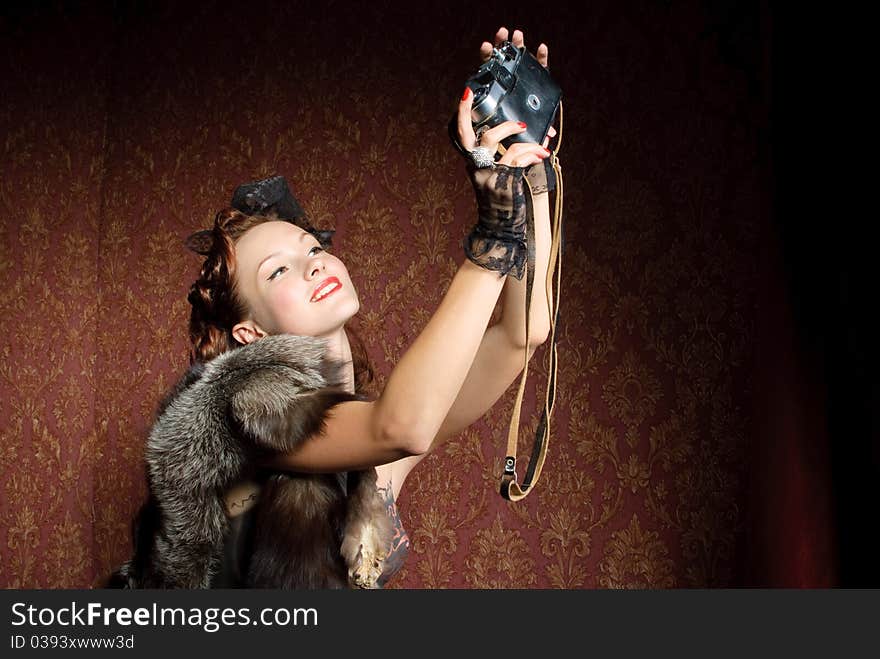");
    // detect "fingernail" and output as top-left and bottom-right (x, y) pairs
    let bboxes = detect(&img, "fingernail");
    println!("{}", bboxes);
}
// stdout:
(462, 87), (471, 101)
(544, 147), (551, 154)
(517, 121), (527, 129)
